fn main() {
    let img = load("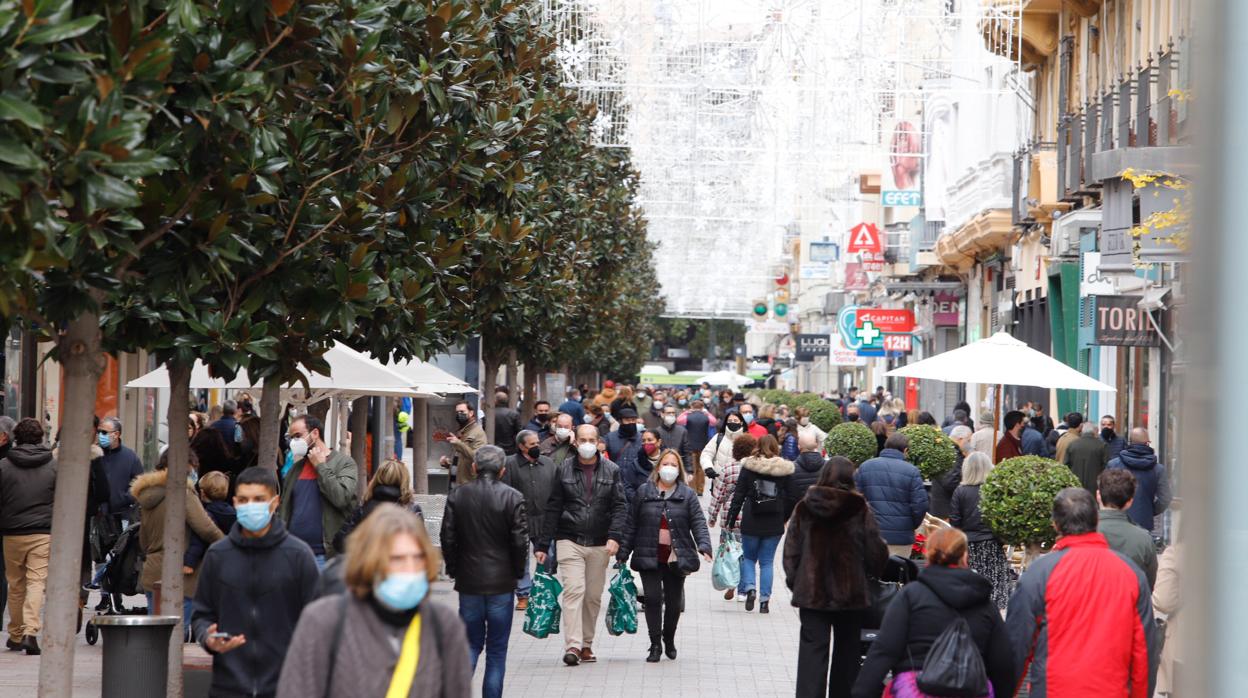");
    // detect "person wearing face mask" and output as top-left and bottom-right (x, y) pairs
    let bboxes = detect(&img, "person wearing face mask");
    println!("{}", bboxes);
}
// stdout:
(656, 405), (692, 476)
(622, 429), (663, 503)
(536, 424), (628, 666)
(441, 400), (488, 485)
(277, 505), (471, 698)
(794, 406), (827, 447)
(643, 391), (667, 431)
(558, 387), (587, 427)
(678, 399), (716, 495)
(279, 416), (359, 569)
(525, 401), (554, 440)
(605, 408), (646, 500)
(739, 403), (768, 439)
(629, 385), (650, 416)
(701, 412), (745, 495)
(618, 449), (713, 663)
(132, 449), (223, 634)
(95, 416), (144, 524)
(1100, 414), (1127, 463)
(503, 431), (559, 611)
(539, 413), (578, 465)
(192, 467), (320, 698)
(441, 446), (529, 697)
